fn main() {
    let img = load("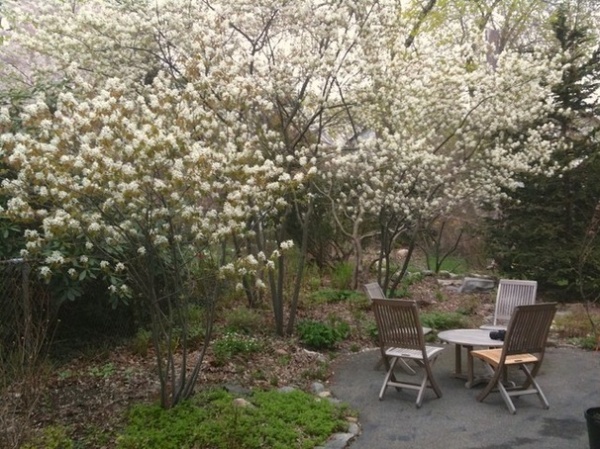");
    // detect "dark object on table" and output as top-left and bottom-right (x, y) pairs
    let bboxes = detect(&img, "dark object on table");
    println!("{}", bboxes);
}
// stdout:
(489, 330), (506, 341)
